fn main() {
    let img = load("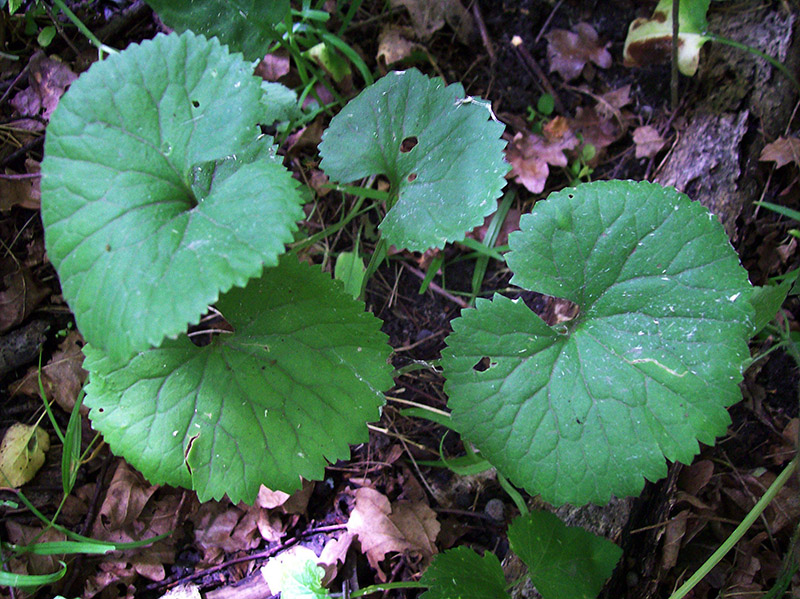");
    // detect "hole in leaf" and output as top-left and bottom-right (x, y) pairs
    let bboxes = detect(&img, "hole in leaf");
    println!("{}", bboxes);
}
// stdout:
(407, 173), (417, 182)
(188, 308), (234, 346)
(519, 292), (579, 327)
(191, 99), (200, 108)
(473, 356), (495, 372)
(400, 136), (418, 152)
